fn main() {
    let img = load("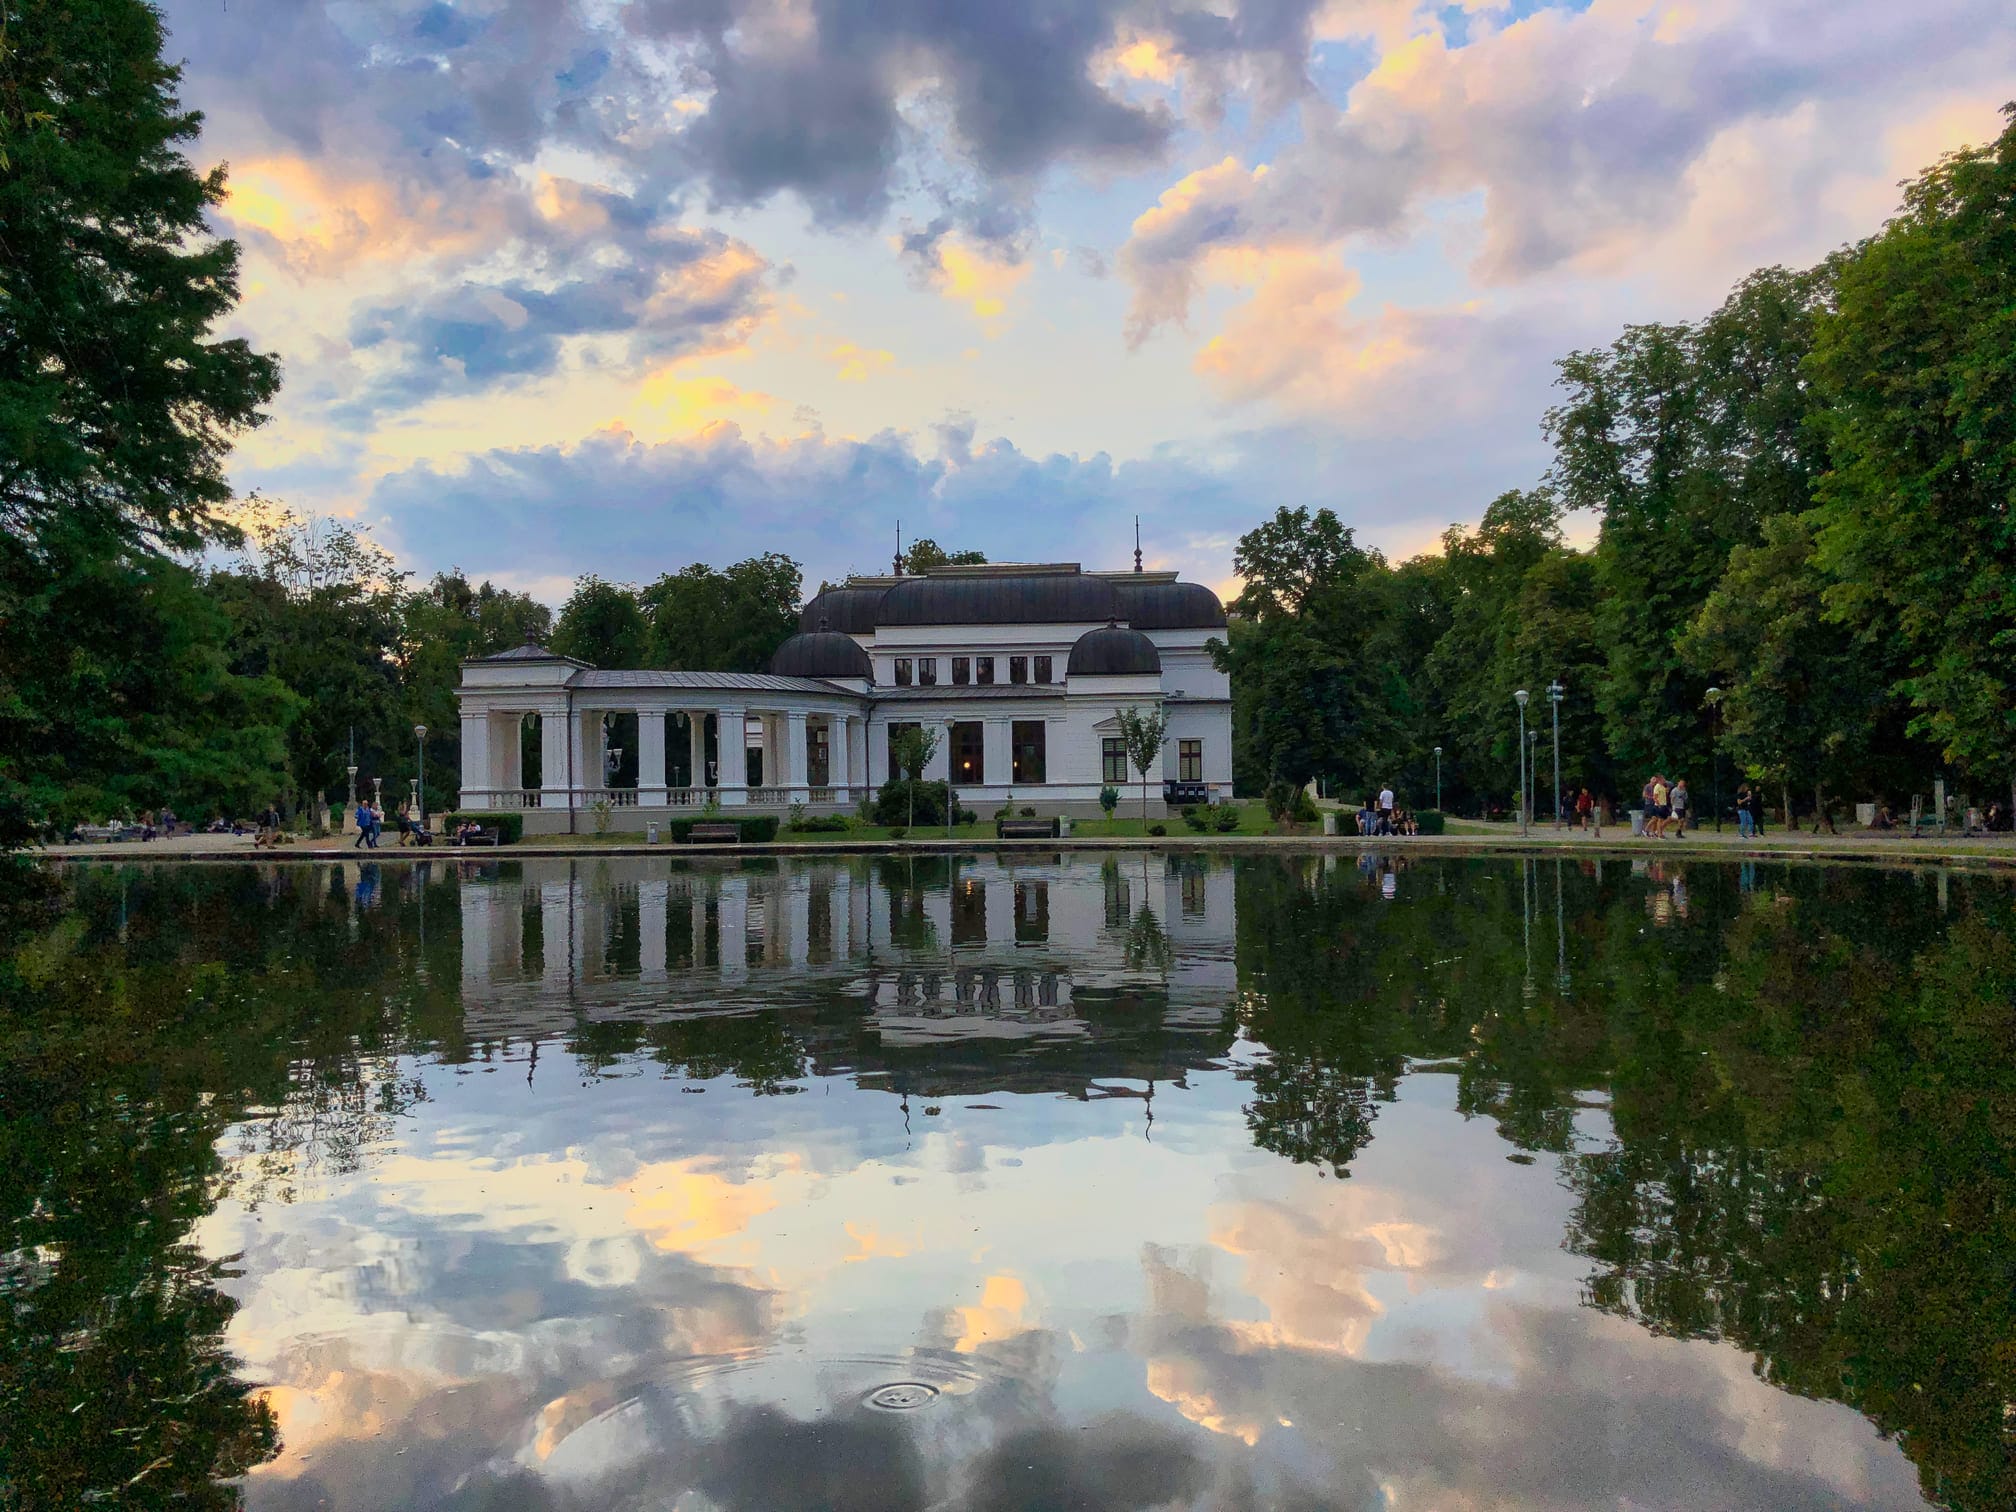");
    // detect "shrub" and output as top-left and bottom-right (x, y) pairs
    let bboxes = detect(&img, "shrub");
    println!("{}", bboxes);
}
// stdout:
(1293, 788), (1320, 823)
(957, 807), (978, 826)
(1213, 805), (1240, 833)
(1099, 786), (1119, 816)
(1148, 823), (1167, 836)
(1416, 808), (1446, 836)
(993, 805), (1011, 821)
(1262, 781), (1299, 822)
(1182, 806), (1209, 832)
(787, 801), (808, 829)
(872, 778), (948, 827)
(789, 814), (849, 833)
(1019, 806), (1036, 818)
(441, 811), (524, 844)
(888, 825), (907, 840)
